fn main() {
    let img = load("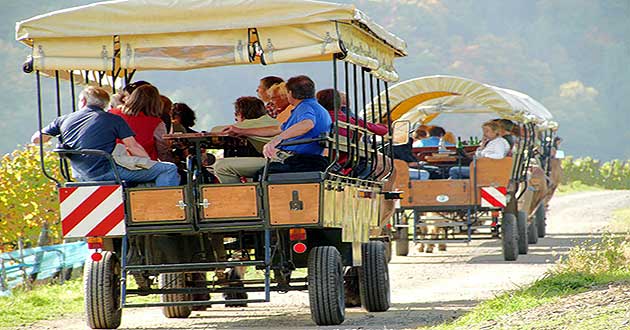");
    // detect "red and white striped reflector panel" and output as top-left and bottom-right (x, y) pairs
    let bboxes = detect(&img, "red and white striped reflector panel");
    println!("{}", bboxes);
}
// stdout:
(480, 187), (507, 208)
(59, 185), (126, 238)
